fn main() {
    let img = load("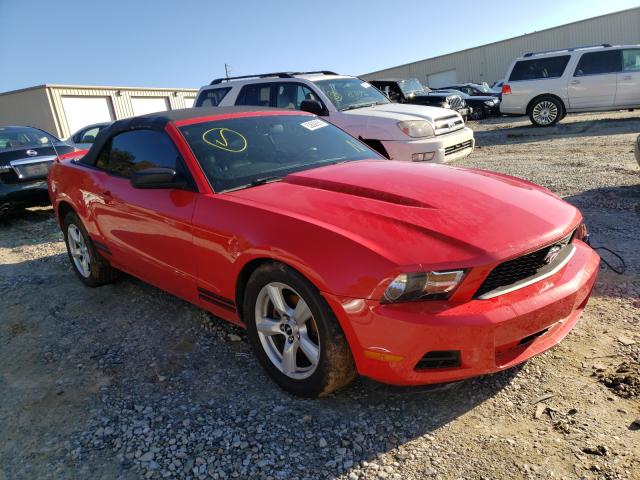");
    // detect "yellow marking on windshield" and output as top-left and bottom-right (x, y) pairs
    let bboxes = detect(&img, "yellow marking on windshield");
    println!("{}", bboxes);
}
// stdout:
(202, 127), (247, 153)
